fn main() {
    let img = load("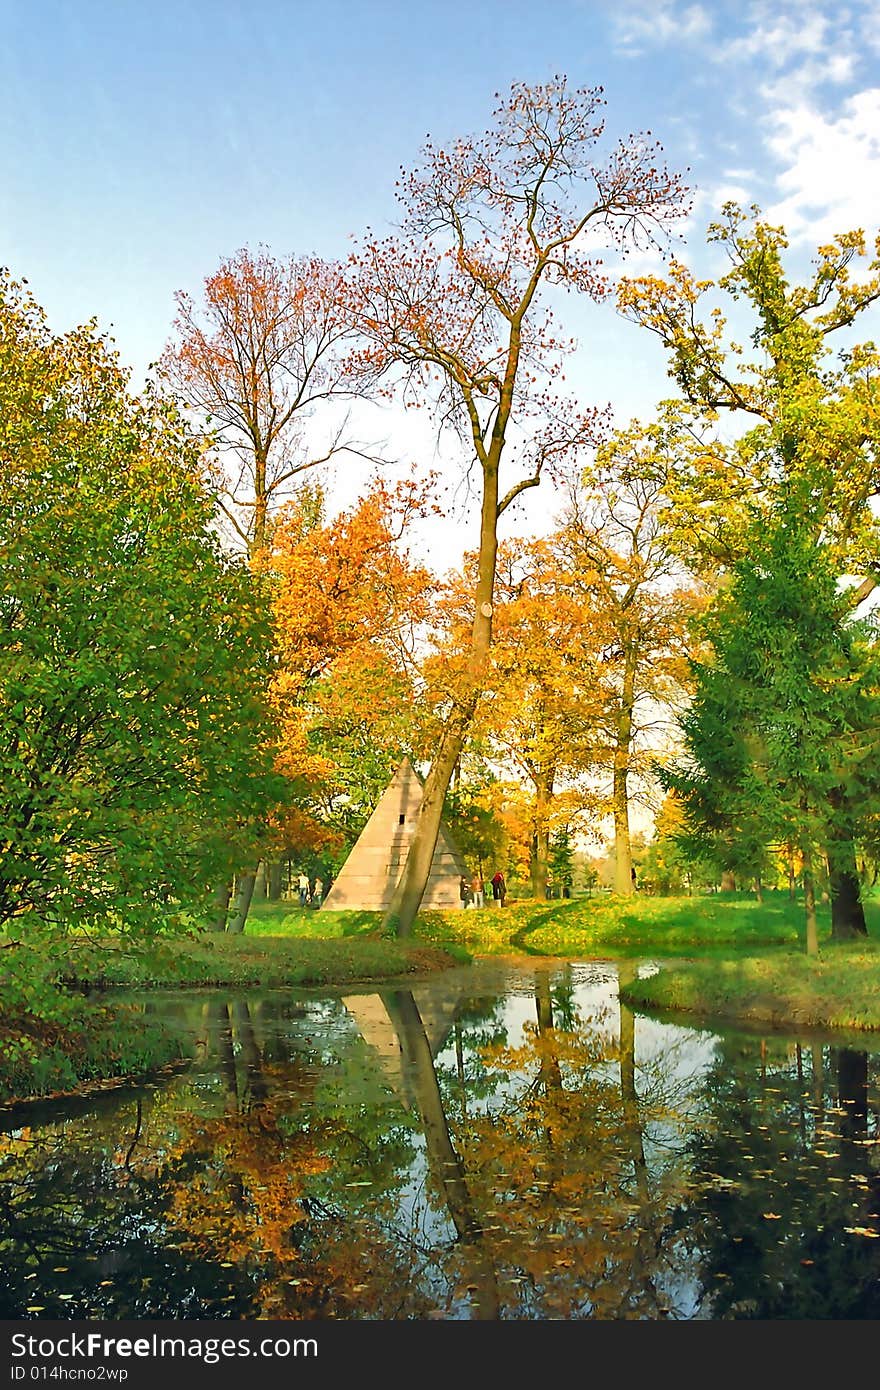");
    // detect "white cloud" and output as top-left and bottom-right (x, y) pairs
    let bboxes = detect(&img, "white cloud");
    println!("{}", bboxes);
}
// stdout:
(718, 3), (833, 66)
(612, 1), (712, 53)
(759, 51), (858, 105)
(765, 87), (880, 240)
